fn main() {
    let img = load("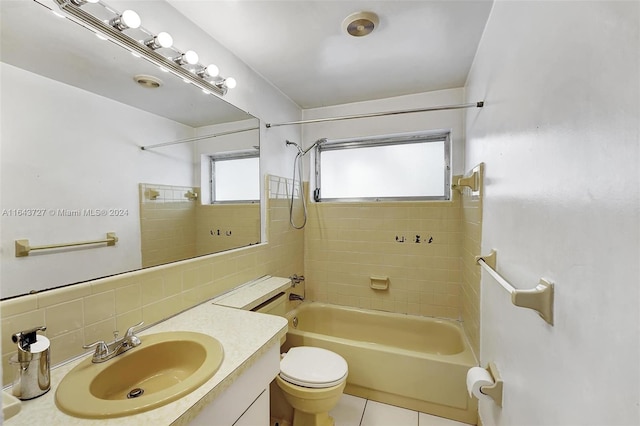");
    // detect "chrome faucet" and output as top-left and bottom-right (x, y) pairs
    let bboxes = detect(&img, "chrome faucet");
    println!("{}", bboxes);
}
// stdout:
(290, 274), (305, 286)
(83, 321), (144, 363)
(289, 274), (305, 301)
